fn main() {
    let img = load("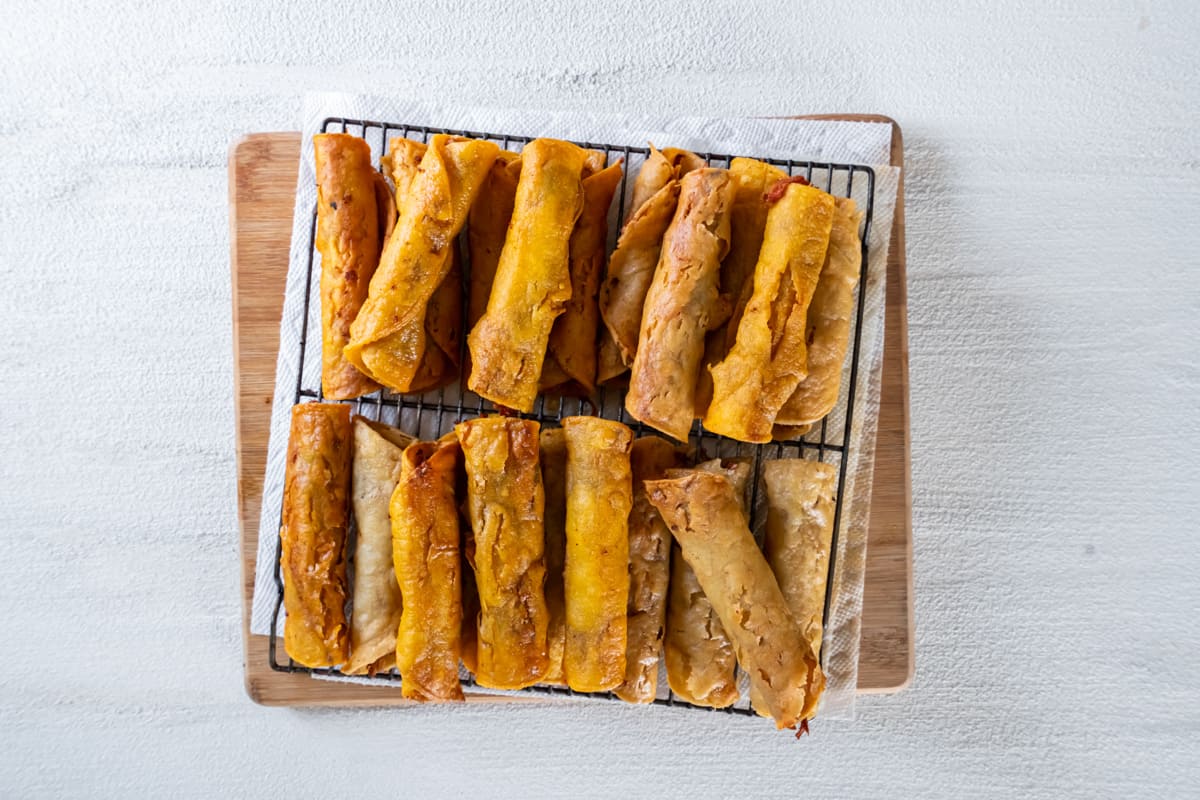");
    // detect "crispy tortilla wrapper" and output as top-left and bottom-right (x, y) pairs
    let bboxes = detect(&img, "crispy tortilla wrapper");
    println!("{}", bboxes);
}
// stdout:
(313, 134), (382, 399)
(772, 423), (813, 441)
(455, 417), (550, 688)
(460, 530), (480, 675)
(279, 402), (352, 667)
(614, 437), (685, 703)
(598, 181), (681, 378)
(374, 171), (398, 244)
(467, 140), (596, 411)
(369, 136), (466, 393)
(647, 470), (820, 730)
(596, 331), (630, 386)
(540, 161), (624, 396)
(392, 436), (465, 702)
(661, 458), (750, 707)
(466, 151), (521, 334)
(774, 197), (864, 428)
(695, 157), (789, 413)
(749, 458), (837, 717)
(407, 238), (464, 393)
(625, 168), (735, 441)
(539, 427), (569, 684)
(458, 445), (480, 675)
(720, 159), (793, 351)
(561, 417), (634, 692)
(343, 418), (414, 675)
(345, 135), (498, 392)
(664, 553), (740, 707)
(628, 144), (706, 224)
(379, 137), (426, 197)
(597, 145), (703, 382)
(703, 180), (835, 443)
